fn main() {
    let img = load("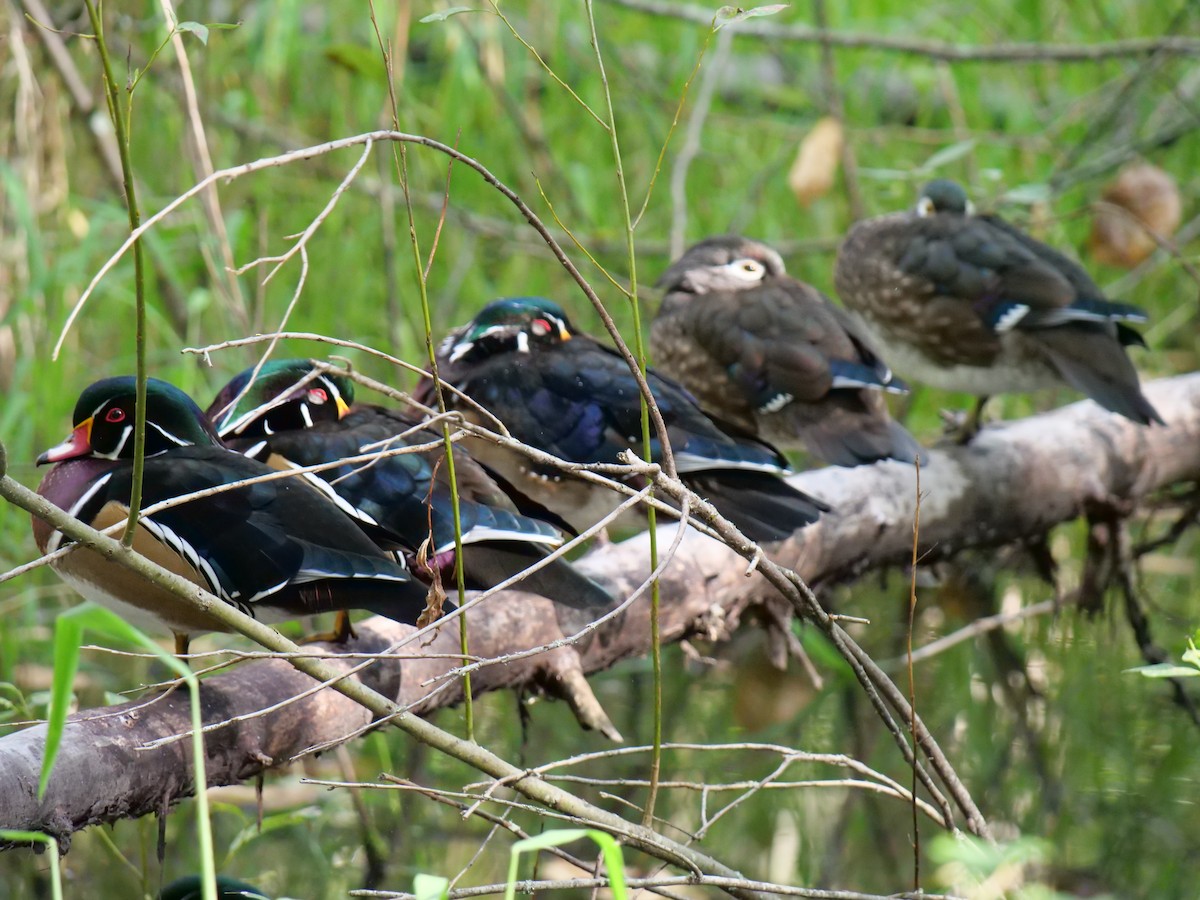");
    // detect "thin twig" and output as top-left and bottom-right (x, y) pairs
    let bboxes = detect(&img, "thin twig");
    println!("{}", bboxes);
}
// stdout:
(668, 27), (731, 258)
(604, 0), (1200, 63)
